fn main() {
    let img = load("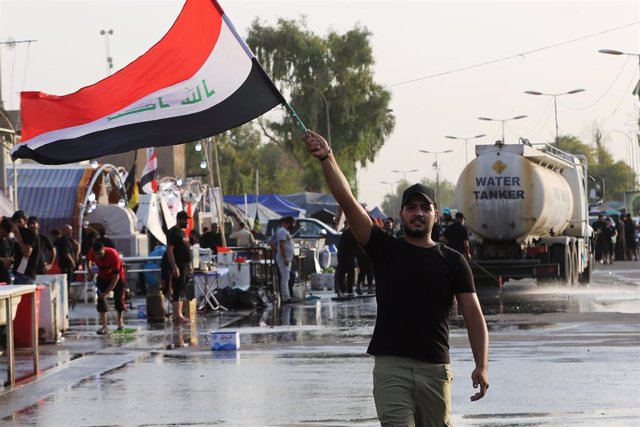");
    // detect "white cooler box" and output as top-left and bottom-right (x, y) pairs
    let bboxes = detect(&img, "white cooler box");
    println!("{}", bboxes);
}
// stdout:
(36, 274), (69, 331)
(228, 262), (250, 290)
